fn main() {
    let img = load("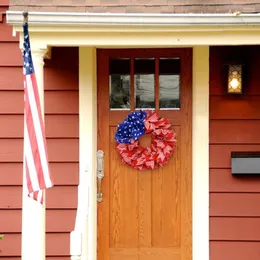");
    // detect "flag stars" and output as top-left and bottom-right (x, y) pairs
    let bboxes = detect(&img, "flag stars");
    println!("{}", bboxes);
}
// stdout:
(115, 110), (147, 144)
(23, 26), (34, 75)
